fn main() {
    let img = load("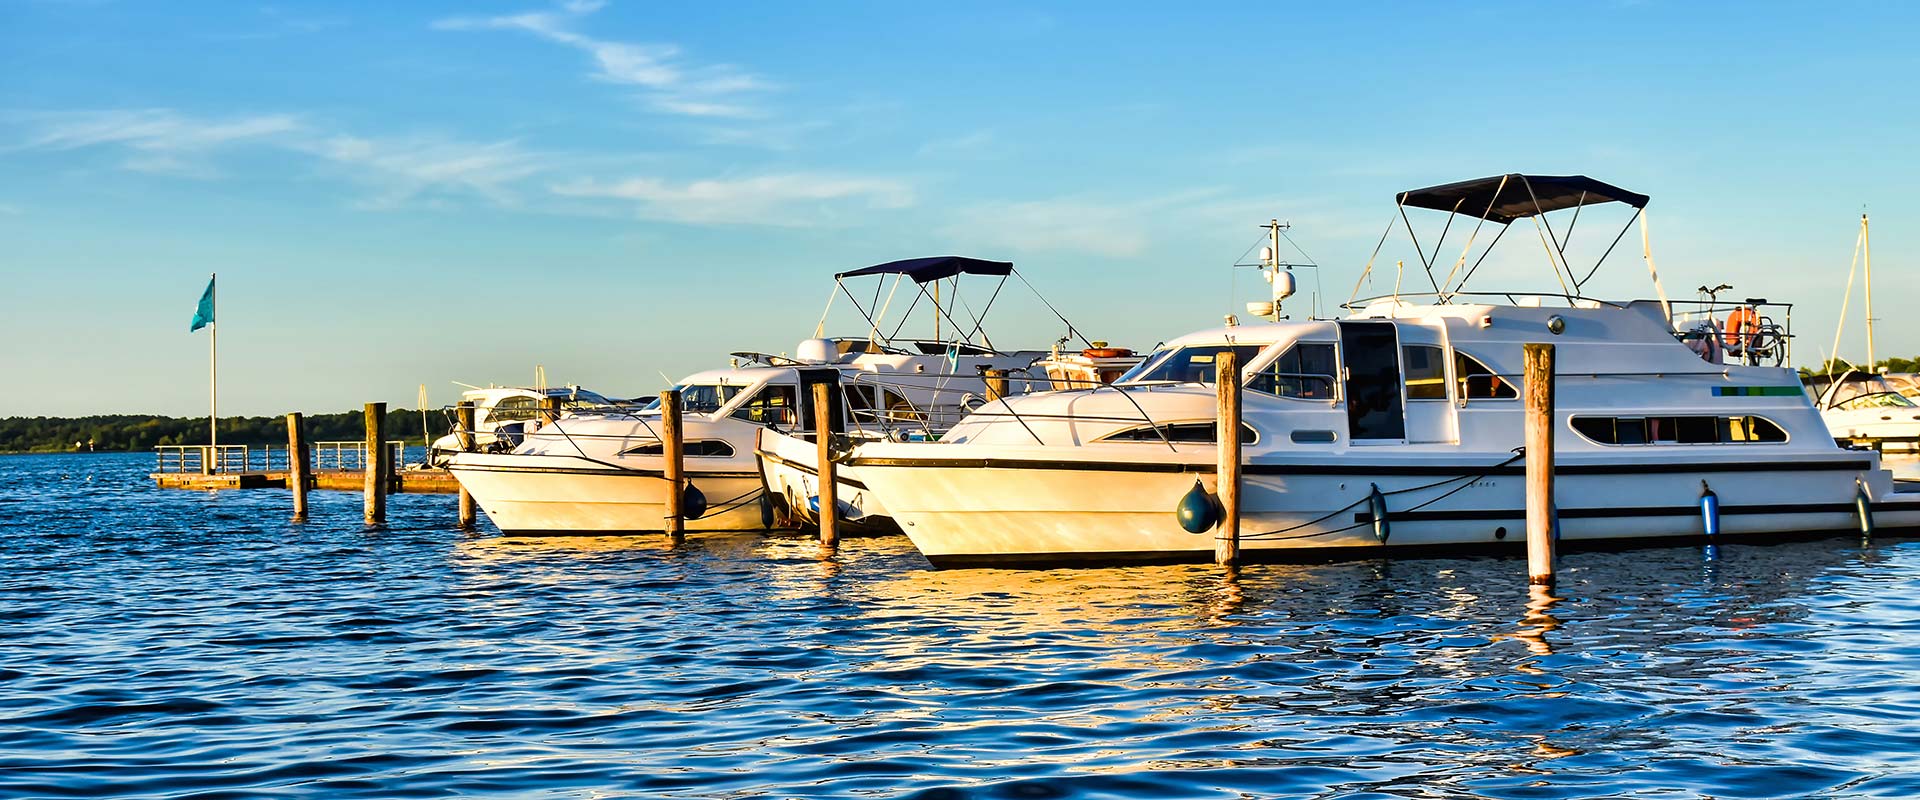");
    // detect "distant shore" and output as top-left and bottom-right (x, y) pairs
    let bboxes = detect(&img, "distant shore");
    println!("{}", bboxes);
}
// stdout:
(0, 410), (446, 455)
